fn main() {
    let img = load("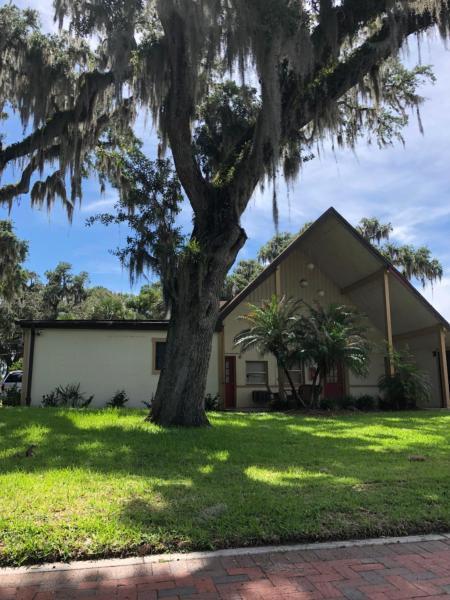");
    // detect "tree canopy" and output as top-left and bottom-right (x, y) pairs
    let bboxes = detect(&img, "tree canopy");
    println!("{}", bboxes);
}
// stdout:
(0, 244), (165, 371)
(0, 2), (446, 212)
